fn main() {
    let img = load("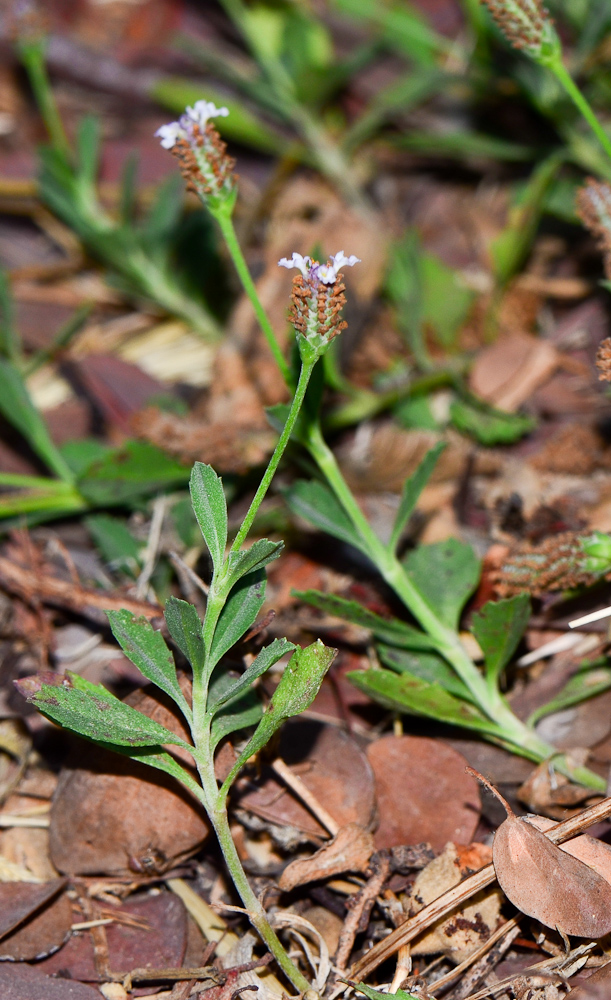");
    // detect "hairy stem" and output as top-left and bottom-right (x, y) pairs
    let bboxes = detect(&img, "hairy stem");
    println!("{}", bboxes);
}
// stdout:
(213, 206), (291, 384)
(231, 357), (316, 552)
